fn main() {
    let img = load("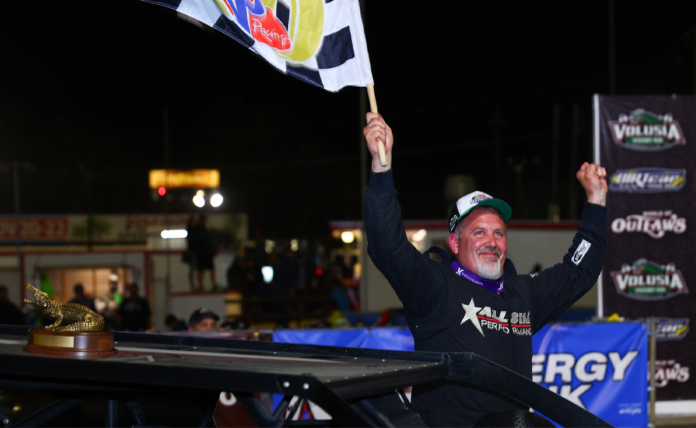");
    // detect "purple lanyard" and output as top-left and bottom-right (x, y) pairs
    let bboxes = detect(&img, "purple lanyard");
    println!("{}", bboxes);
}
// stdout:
(450, 259), (504, 293)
